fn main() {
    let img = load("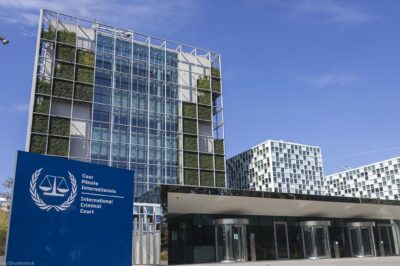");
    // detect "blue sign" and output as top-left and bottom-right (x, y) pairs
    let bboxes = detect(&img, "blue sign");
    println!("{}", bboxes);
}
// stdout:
(6, 151), (134, 266)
